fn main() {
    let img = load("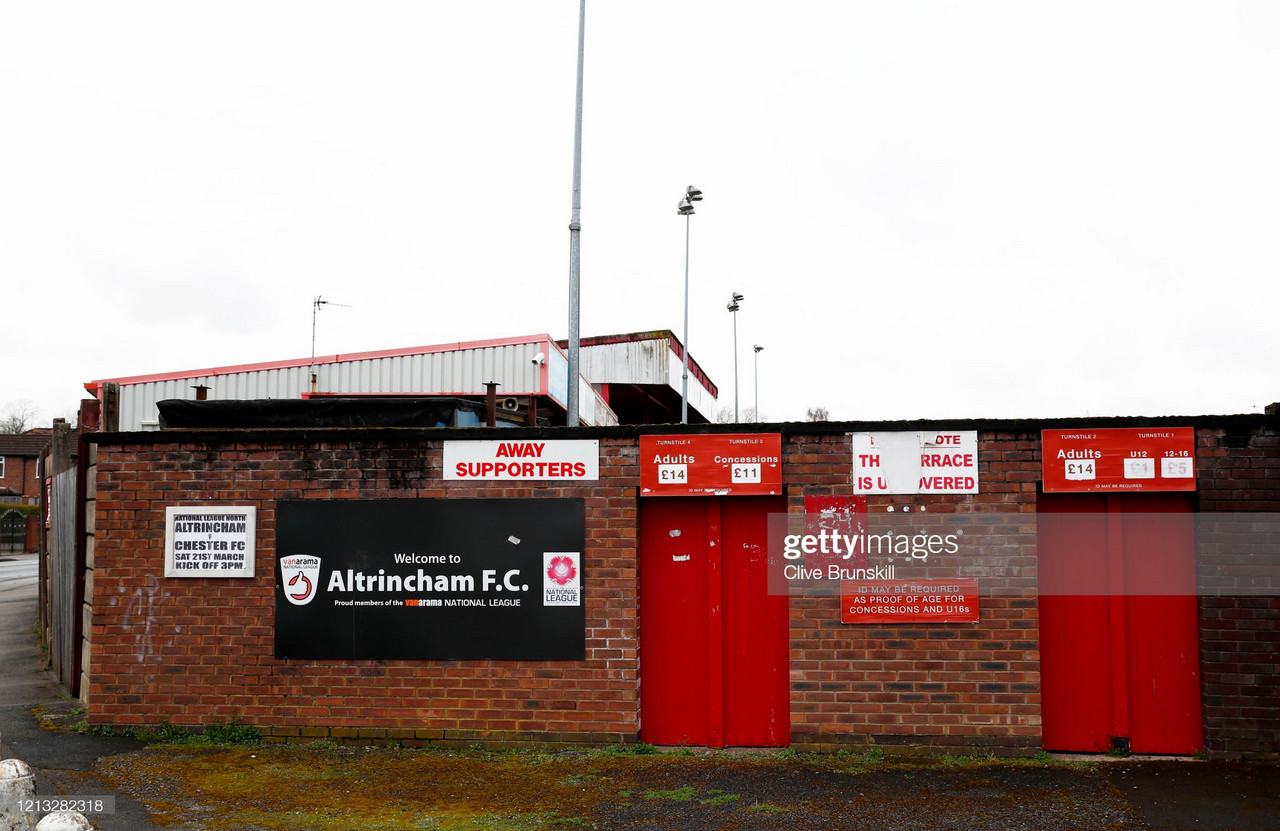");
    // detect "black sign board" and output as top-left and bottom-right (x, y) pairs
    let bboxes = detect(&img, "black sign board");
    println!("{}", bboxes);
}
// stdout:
(275, 499), (585, 660)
